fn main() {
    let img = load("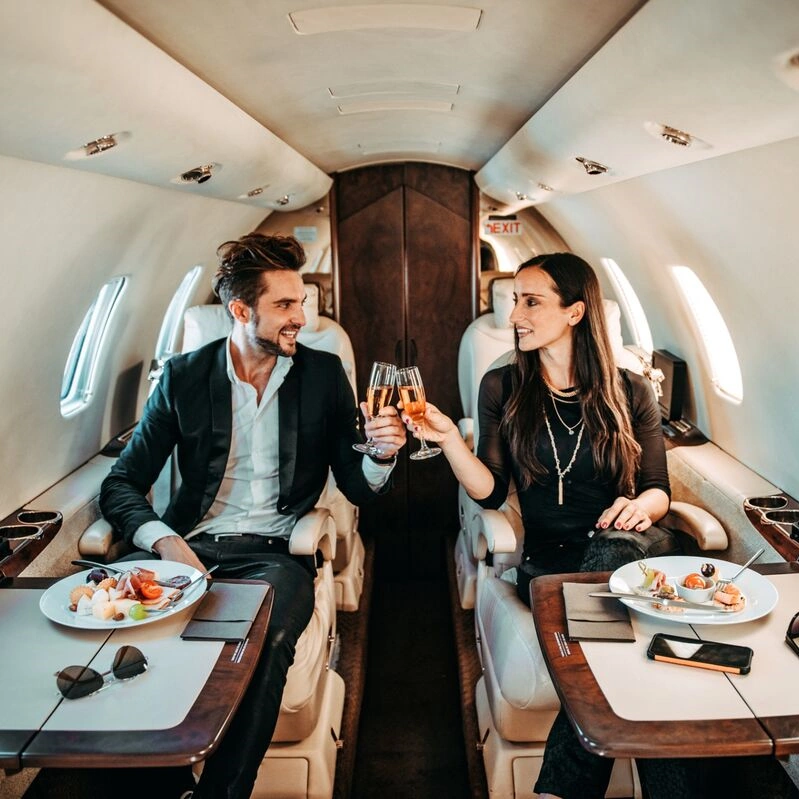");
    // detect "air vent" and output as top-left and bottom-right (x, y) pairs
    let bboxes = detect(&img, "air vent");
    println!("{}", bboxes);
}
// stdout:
(576, 157), (609, 176)
(660, 125), (692, 146)
(64, 131), (130, 161)
(170, 164), (220, 185)
(238, 184), (271, 200)
(537, 183), (554, 192)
